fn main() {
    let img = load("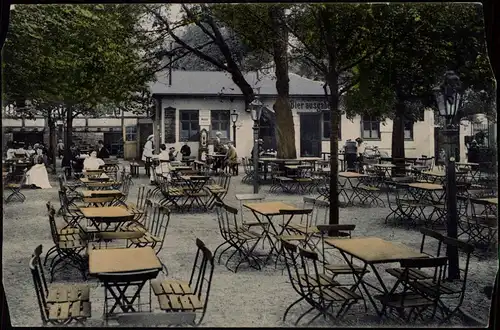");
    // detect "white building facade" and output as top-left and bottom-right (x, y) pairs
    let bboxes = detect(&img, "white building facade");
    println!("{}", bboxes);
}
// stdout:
(152, 71), (471, 161)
